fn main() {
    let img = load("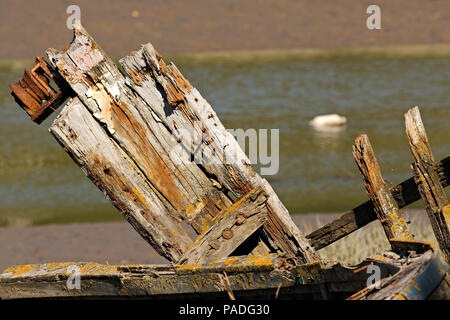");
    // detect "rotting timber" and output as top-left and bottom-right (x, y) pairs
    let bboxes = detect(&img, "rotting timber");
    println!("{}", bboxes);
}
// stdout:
(2, 22), (449, 300)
